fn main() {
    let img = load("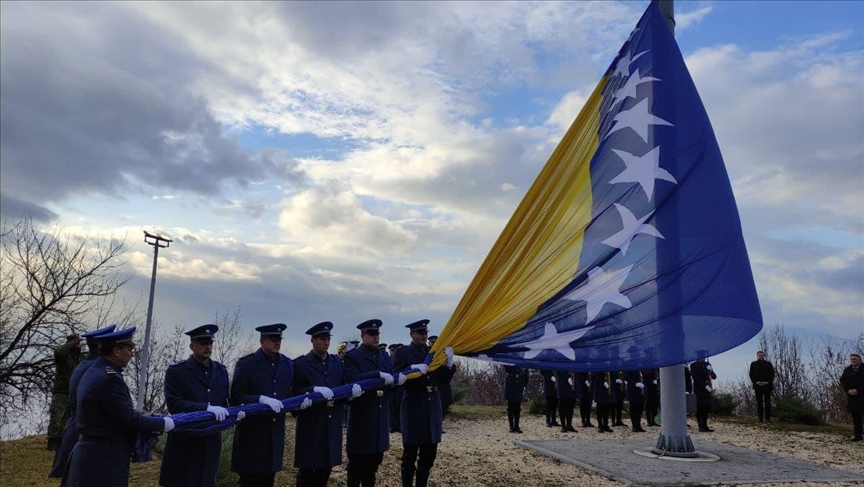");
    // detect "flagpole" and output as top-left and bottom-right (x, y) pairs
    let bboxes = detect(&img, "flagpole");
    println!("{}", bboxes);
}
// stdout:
(652, 0), (697, 458)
